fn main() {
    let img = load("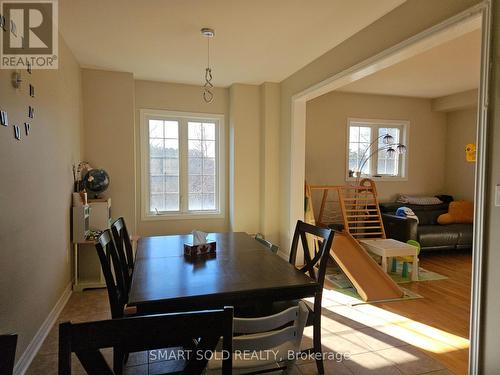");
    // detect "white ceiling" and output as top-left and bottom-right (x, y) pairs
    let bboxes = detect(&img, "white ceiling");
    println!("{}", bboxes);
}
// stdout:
(338, 28), (481, 98)
(59, 0), (405, 87)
